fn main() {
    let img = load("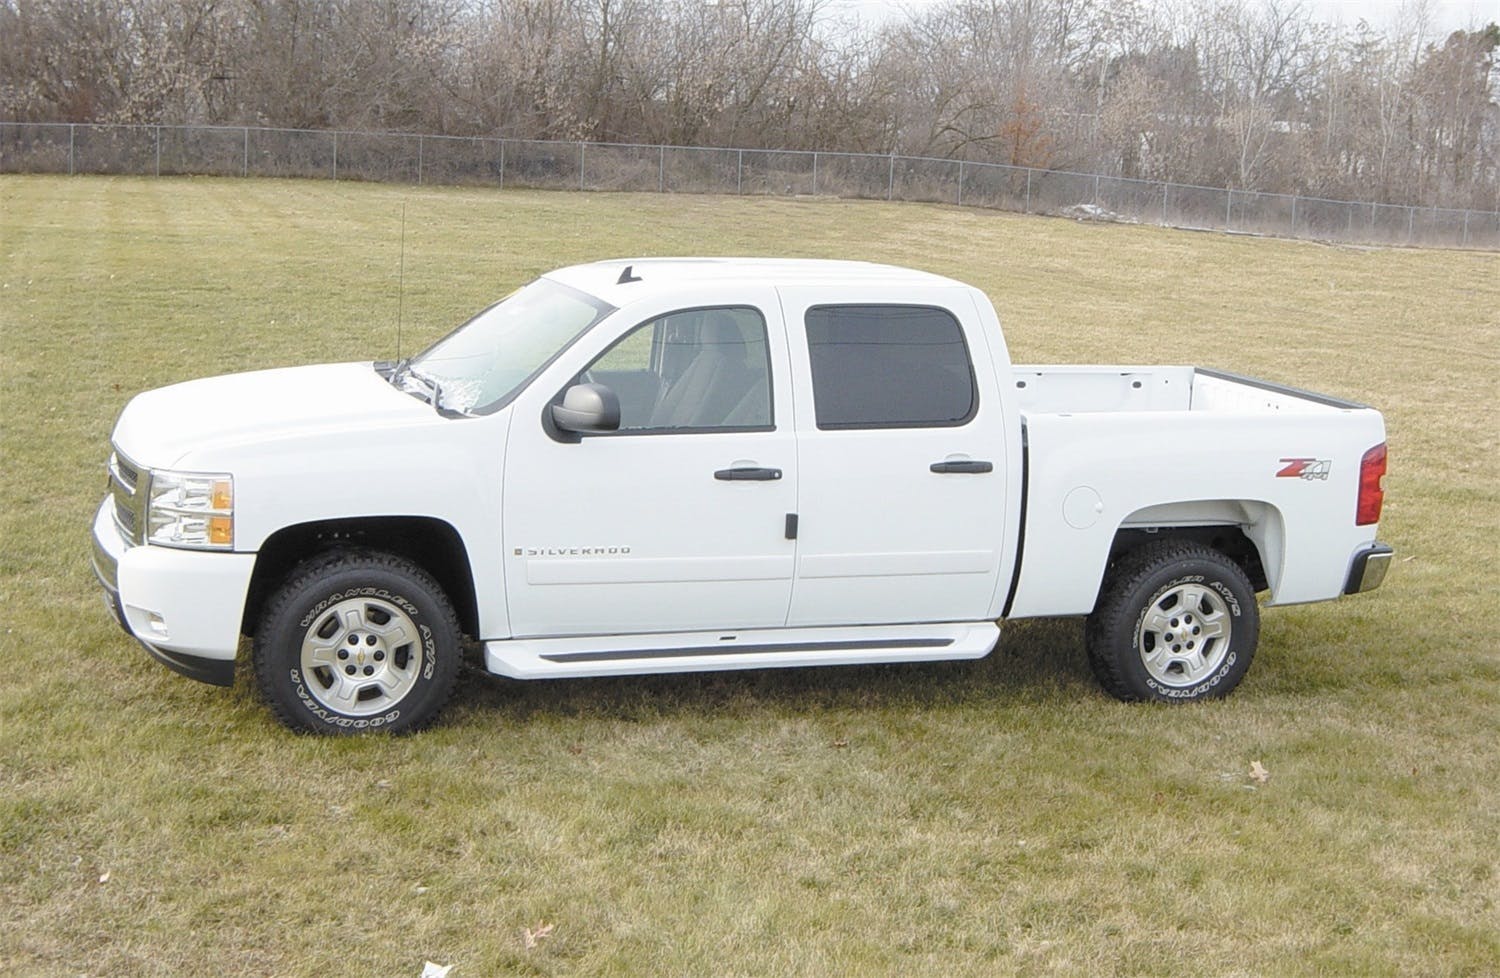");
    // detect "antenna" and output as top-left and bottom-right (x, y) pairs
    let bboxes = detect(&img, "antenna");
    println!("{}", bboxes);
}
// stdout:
(396, 201), (407, 360)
